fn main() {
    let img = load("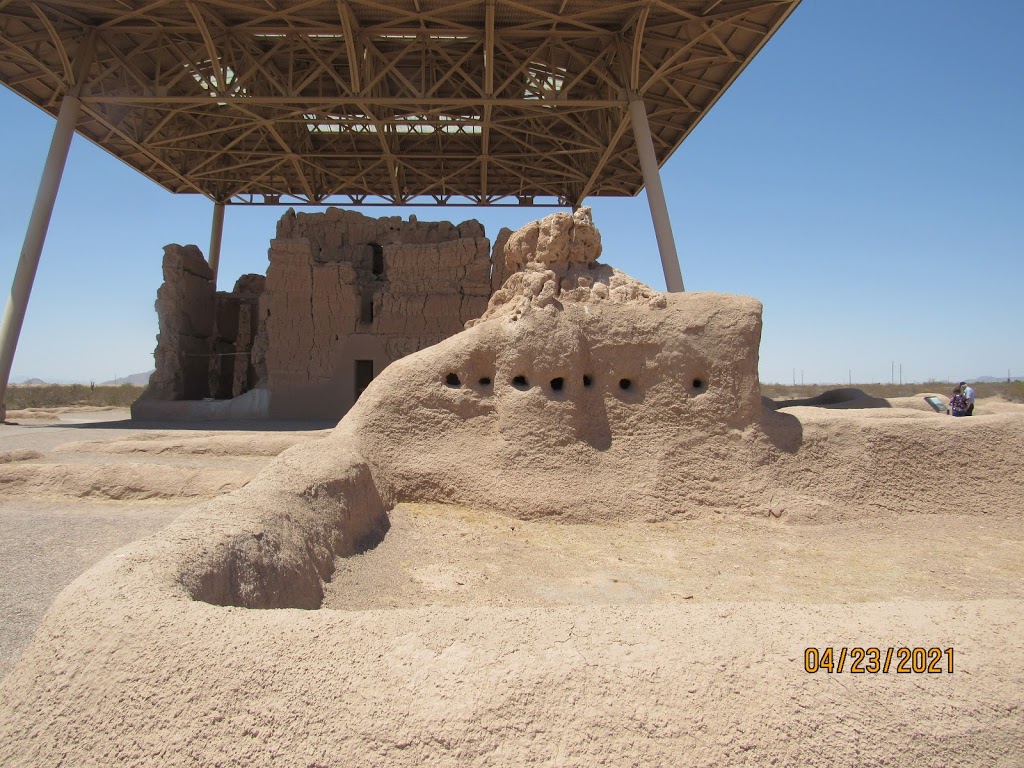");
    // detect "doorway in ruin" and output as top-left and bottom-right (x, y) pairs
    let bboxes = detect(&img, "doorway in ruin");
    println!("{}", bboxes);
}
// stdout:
(355, 360), (374, 400)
